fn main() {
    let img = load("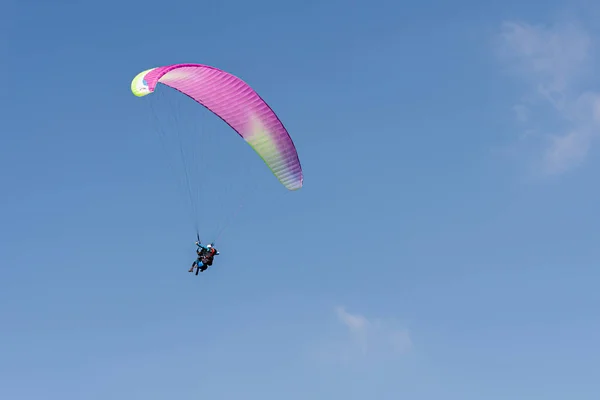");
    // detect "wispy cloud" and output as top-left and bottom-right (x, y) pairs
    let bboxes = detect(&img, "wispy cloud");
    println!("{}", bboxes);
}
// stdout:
(313, 306), (412, 364)
(496, 19), (600, 174)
